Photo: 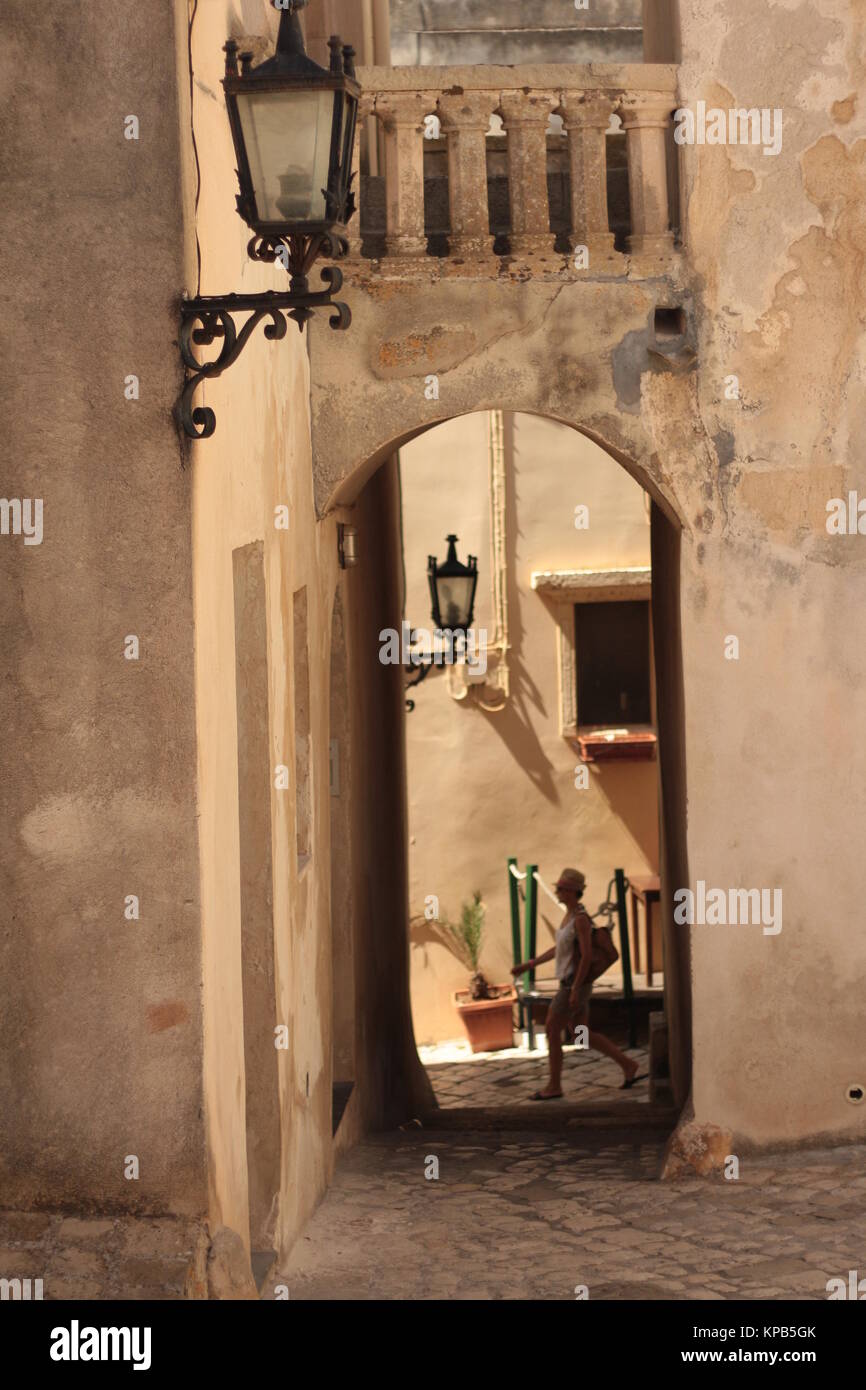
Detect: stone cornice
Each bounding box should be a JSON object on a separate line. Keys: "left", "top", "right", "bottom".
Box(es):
{"left": 357, "top": 63, "right": 679, "bottom": 97}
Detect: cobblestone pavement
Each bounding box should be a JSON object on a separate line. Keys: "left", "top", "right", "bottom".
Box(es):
{"left": 269, "top": 1130, "right": 866, "bottom": 1301}
{"left": 421, "top": 1038, "right": 652, "bottom": 1107}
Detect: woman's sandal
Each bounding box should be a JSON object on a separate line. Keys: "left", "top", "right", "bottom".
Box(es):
{"left": 619, "top": 1073, "right": 648, "bottom": 1090}
{"left": 530, "top": 1090, "right": 563, "bottom": 1101}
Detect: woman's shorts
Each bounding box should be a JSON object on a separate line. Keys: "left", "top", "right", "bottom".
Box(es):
{"left": 548, "top": 978, "right": 592, "bottom": 1026}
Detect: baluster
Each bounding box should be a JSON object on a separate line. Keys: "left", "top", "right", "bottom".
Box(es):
{"left": 559, "top": 94, "right": 618, "bottom": 264}
{"left": 437, "top": 92, "right": 498, "bottom": 264}
{"left": 374, "top": 92, "right": 430, "bottom": 259}
{"left": 497, "top": 91, "right": 557, "bottom": 259}
{"left": 618, "top": 95, "right": 675, "bottom": 259}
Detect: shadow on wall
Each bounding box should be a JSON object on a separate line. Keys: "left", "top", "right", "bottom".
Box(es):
{"left": 409, "top": 912, "right": 470, "bottom": 967}
{"left": 591, "top": 760, "right": 660, "bottom": 867}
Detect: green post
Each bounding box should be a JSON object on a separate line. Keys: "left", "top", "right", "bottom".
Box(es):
{"left": 507, "top": 857, "right": 521, "bottom": 968}
{"left": 524, "top": 864, "right": 538, "bottom": 989}
{"left": 614, "top": 868, "right": 637, "bottom": 1048}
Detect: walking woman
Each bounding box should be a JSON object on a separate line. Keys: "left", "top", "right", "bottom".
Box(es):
{"left": 511, "top": 868, "right": 642, "bottom": 1099}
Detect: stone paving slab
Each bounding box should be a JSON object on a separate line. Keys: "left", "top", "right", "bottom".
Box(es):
{"left": 421, "top": 1038, "right": 652, "bottom": 1108}
{"left": 268, "top": 1130, "right": 866, "bottom": 1301}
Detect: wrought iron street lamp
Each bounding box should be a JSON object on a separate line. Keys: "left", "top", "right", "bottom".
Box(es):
{"left": 179, "top": 0, "right": 360, "bottom": 439}
{"left": 406, "top": 536, "right": 479, "bottom": 709}
{"left": 428, "top": 535, "right": 478, "bottom": 634}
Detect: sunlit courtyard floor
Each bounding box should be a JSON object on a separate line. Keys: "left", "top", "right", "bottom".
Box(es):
{"left": 420, "top": 1036, "right": 652, "bottom": 1107}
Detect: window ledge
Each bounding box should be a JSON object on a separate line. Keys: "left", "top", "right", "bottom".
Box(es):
{"left": 571, "top": 726, "right": 657, "bottom": 762}
{"left": 532, "top": 568, "right": 651, "bottom": 603}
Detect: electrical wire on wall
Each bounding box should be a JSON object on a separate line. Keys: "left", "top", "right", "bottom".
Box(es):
{"left": 188, "top": 0, "right": 202, "bottom": 296}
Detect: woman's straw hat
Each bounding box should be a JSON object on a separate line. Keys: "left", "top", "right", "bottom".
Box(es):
{"left": 555, "top": 868, "right": 586, "bottom": 893}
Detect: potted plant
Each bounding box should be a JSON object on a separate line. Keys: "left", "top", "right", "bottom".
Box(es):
{"left": 440, "top": 892, "right": 516, "bottom": 1053}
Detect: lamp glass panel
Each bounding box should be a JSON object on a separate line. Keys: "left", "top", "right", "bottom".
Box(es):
{"left": 435, "top": 575, "right": 475, "bottom": 630}
{"left": 237, "top": 88, "right": 335, "bottom": 223}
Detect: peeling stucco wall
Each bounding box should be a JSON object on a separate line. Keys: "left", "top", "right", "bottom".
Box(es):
{"left": 311, "top": 1, "right": 866, "bottom": 1148}
{"left": 673, "top": 0, "right": 866, "bottom": 1144}
{"left": 312, "top": 274, "right": 691, "bottom": 522}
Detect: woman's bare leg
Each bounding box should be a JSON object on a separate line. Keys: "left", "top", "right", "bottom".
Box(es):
{"left": 586, "top": 1026, "right": 638, "bottom": 1080}
{"left": 536, "top": 1012, "right": 564, "bottom": 1096}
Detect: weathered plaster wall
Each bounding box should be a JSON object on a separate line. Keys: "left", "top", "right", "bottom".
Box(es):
{"left": 400, "top": 413, "right": 658, "bottom": 1044}
{"left": 672, "top": 0, "right": 866, "bottom": 1145}
{"left": 311, "top": 0, "right": 866, "bottom": 1148}
{"left": 0, "top": 0, "right": 205, "bottom": 1216}
{"left": 313, "top": 274, "right": 691, "bottom": 522}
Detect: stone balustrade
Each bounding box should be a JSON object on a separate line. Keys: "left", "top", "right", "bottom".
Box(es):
{"left": 347, "top": 63, "right": 680, "bottom": 275}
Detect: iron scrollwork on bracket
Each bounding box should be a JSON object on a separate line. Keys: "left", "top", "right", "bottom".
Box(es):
{"left": 178, "top": 231, "right": 351, "bottom": 441}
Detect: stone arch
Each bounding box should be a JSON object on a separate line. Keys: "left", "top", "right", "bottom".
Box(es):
{"left": 309, "top": 276, "right": 693, "bottom": 531}
{"left": 325, "top": 399, "right": 693, "bottom": 1113}
{"left": 325, "top": 406, "right": 686, "bottom": 531}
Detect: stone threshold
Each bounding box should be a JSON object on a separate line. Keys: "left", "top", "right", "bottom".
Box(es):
{"left": 416, "top": 1102, "right": 677, "bottom": 1131}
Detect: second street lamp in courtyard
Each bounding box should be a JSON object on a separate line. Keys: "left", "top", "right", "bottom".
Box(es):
{"left": 428, "top": 535, "right": 479, "bottom": 635}
{"left": 179, "top": 0, "right": 360, "bottom": 439}
{"left": 406, "top": 536, "right": 479, "bottom": 709}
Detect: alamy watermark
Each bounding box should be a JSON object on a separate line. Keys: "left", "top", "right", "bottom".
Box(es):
{"left": 826, "top": 492, "right": 866, "bottom": 535}
{"left": 50, "top": 1321, "right": 151, "bottom": 1370}
{"left": 1, "top": 1277, "right": 43, "bottom": 1300}
{"left": 827, "top": 1270, "right": 866, "bottom": 1299}
{"left": 379, "top": 622, "right": 488, "bottom": 676}
{"left": 674, "top": 102, "right": 783, "bottom": 157}
{"left": 674, "top": 880, "right": 783, "bottom": 935}
{"left": 0, "top": 498, "right": 43, "bottom": 545}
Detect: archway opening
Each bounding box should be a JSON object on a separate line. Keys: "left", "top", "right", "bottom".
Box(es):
{"left": 334, "top": 409, "right": 691, "bottom": 1129}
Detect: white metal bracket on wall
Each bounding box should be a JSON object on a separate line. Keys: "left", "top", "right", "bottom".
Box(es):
{"left": 447, "top": 410, "right": 511, "bottom": 711}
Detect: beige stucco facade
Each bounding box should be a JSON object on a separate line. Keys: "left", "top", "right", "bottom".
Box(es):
{"left": 1, "top": 0, "right": 865, "bottom": 1301}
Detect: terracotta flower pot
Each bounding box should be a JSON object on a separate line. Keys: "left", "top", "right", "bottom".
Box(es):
{"left": 453, "top": 985, "right": 517, "bottom": 1053}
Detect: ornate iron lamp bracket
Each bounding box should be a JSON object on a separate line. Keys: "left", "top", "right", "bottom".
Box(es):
{"left": 178, "top": 236, "right": 350, "bottom": 440}
{"left": 177, "top": 0, "right": 359, "bottom": 441}
{"left": 405, "top": 654, "right": 435, "bottom": 713}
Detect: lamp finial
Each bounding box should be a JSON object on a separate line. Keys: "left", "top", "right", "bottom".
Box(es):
{"left": 274, "top": 0, "right": 309, "bottom": 56}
